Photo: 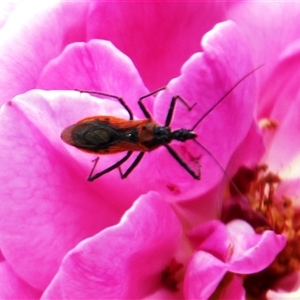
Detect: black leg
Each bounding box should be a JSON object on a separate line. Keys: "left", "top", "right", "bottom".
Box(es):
{"left": 164, "top": 145, "right": 200, "bottom": 180}
{"left": 88, "top": 151, "right": 133, "bottom": 181}
{"left": 76, "top": 89, "right": 133, "bottom": 120}
{"left": 165, "top": 95, "right": 196, "bottom": 127}
{"left": 118, "top": 152, "right": 145, "bottom": 178}
{"left": 138, "top": 87, "right": 166, "bottom": 119}
{"left": 88, "top": 157, "right": 100, "bottom": 180}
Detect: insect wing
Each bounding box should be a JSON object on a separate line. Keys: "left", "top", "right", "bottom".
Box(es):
{"left": 61, "top": 116, "right": 150, "bottom": 154}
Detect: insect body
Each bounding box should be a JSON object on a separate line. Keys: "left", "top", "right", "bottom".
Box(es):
{"left": 61, "top": 88, "right": 199, "bottom": 181}
{"left": 61, "top": 66, "right": 262, "bottom": 182}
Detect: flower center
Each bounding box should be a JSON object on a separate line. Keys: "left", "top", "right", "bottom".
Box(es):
{"left": 229, "top": 165, "right": 300, "bottom": 297}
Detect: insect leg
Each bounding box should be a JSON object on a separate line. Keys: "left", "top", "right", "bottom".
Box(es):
{"left": 164, "top": 145, "right": 200, "bottom": 180}
{"left": 88, "top": 151, "right": 133, "bottom": 181}
{"left": 118, "top": 152, "right": 145, "bottom": 178}
{"left": 89, "top": 157, "right": 100, "bottom": 179}
{"left": 138, "top": 87, "right": 166, "bottom": 118}
{"left": 76, "top": 89, "right": 133, "bottom": 120}
{"left": 165, "top": 95, "right": 196, "bottom": 127}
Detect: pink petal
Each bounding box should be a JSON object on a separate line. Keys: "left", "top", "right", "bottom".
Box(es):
{"left": 185, "top": 219, "right": 286, "bottom": 298}
{"left": 184, "top": 251, "right": 227, "bottom": 299}
{"left": 227, "top": 120, "right": 265, "bottom": 179}
{"left": 42, "top": 192, "right": 183, "bottom": 299}
{"left": 0, "top": 90, "right": 148, "bottom": 290}
{"left": 228, "top": 2, "right": 300, "bottom": 92}
{"left": 150, "top": 20, "right": 256, "bottom": 198}
{"left": 0, "top": 1, "right": 90, "bottom": 105}
{"left": 0, "top": 261, "right": 41, "bottom": 299}
{"left": 258, "top": 39, "right": 300, "bottom": 121}
{"left": 38, "top": 39, "right": 150, "bottom": 119}
{"left": 38, "top": 40, "right": 163, "bottom": 193}
{"left": 262, "top": 89, "right": 300, "bottom": 178}
{"left": 227, "top": 220, "right": 287, "bottom": 274}
{"left": 188, "top": 219, "right": 286, "bottom": 275}
{"left": 188, "top": 220, "right": 231, "bottom": 262}
{"left": 87, "top": 2, "right": 226, "bottom": 90}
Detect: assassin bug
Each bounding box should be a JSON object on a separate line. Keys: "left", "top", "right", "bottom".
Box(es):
{"left": 61, "top": 66, "right": 262, "bottom": 182}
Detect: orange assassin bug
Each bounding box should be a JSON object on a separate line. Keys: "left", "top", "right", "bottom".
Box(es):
{"left": 61, "top": 66, "right": 262, "bottom": 182}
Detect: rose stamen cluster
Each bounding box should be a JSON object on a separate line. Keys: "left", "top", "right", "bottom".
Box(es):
{"left": 231, "top": 165, "right": 300, "bottom": 297}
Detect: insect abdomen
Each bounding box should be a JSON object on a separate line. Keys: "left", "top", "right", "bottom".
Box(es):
{"left": 61, "top": 119, "right": 145, "bottom": 154}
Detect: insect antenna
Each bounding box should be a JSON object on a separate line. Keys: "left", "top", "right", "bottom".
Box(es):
{"left": 193, "top": 139, "right": 248, "bottom": 201}
{"left": 191, "top": 64, "right": 265, "bottom": 131}
{"left": 191, "top": 64, "right": 265, "bottom": 201}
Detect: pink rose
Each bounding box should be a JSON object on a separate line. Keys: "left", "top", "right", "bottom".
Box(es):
{"left": 0, "top": 1, "right": 299, "bottom": 299}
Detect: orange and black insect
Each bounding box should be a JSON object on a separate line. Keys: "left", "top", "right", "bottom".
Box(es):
{"left": 61, "top": 87, "right": 200, "bottom": 181}
{"left": 61, "top": 66, "right": 262, "bottom": 182}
